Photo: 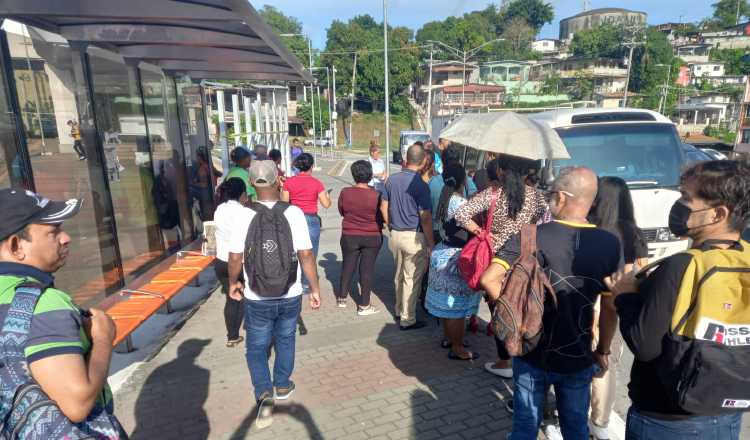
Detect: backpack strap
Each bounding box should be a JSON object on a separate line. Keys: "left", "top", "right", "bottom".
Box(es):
{"left": 519, "top": 224, "right": 537, "bottom": 260}
{"left": 1, "top": 282, "right": 45, "bottom": 355}
{"left": 271, "top": 201, "right": 291, "bottom": 216}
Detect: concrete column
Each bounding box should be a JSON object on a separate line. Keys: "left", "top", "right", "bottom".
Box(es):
{"left": 231, "top": 93, "right": 240, "bottom": 146}
{"left": 243, "top": 96, "right": 253, "bottom": 146}
{"left": 216, "top": 90, "right": 229, "bottom": 172}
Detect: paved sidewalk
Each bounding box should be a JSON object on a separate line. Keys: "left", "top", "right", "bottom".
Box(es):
{"left": 113, "top": 155, "right": 515, "bottom": 440}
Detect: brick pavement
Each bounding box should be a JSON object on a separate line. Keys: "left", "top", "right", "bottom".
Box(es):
{"left": 112, "top": 156, "right": 517, "bottom": 440}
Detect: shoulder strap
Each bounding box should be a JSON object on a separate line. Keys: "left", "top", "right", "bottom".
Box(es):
{"left": 249, "top": 202, "right": 270, "bottom": 214}
{"left": 1, "top": 282, "right": 45, "bottom": 350}
{"left": 519, "top": 224, "right": 537, "bottom": 259}
{"left": 485, "top": 189, "right": 498, "bottom": 234}
{"left": 271, "top": 201, "right": 291, "bottom": 215}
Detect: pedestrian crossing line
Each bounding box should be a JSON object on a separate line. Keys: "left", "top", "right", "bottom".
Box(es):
{"left": 327, "top": 159, "right": 349, "bottom": 177}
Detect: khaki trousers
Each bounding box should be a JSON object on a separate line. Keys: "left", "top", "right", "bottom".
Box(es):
{"left": 388, "top": 230, "right": 429, "bottom": 327}
{"left": 590, "top": 297, "right": 624, "bottom": 428}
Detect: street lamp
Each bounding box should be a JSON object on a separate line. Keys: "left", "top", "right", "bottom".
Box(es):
{"left": 655, "top": 63, "right": 673, "bottom": 115}
{"left": 426, "top": 38, "right": 505, "bottom": 113}
{"left": 280, "top": 33, "right": 317, "bottom": 155}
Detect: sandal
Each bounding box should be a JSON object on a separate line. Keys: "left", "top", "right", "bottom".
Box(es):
{"left": 440, "top": 339, "right": 471, "bottom": 349}
{"left": 226, "top": 336, "right": 244, "bottom": 347}
{"left": 448, "top": 350, "right": 480, "bottom": 361}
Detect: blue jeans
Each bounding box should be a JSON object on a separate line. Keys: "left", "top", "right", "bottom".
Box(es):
{"left": 302, "top": 214, "right": 321, "bottom": 287}
{"left": 626, "top": 407, "right": 741, "bottom": 440}
{"left": 510, "top": 358, "right": 595, "bottom": 440}
{"left": 244, "top": 296, "right": 302, "bottom": 400}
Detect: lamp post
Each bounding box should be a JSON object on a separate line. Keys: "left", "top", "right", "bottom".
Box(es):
{"left": 426, "top": 38, "right": 505, "bottom": 113}
{"left": 655, "top": 63, "right": 673, "bottom": 115}
{"left": 383, "top": 0, "right": 391, "bottom": 175}
{"left": 426, "top": 44, "right": 434, "bottom": 136}
{"left": 280, "top": 33, "right": 316, "bottom": 157}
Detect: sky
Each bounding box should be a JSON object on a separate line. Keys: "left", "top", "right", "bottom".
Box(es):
{"left": 257, "top": 0, "right": 714, "bottom": 49}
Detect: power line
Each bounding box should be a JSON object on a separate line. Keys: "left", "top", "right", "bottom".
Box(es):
{"left": 292, "top": 44, "right": 432, "bottom": 56}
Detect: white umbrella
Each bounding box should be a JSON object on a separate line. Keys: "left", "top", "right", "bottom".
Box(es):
{"left": 439, "top": 112, "right": 570, "bottom": 160}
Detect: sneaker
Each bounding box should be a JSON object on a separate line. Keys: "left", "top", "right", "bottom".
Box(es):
{"left": 588, "top": 420, "right": 610, "bottom": 440}
{"left": 505, "top": 399, "right": 514, "bottom": 415}
{"left": 254, "top": 392, "right": 274, "bottom": 429}
{"left": 336, "top": 299, "right": 347, "bottom": 308}
{"left": 78, "top": 156, "right": 86, "bottom": 161}
{"left": 274, "top": 382, "right": 295, "bottom": 400}
{"left": 543, "top": 423, "right": 563, "bottom": 440}
{"left": 484, "top": 361, "right": 513, "bottom": 379}
{"left": 357, "top": 306, "right": 380, "bottom": 316}
{"left": 399, "top": 322, "right": 426, "bottom": 331}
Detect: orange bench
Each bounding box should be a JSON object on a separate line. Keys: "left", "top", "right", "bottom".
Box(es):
{"left": 98, "top": 251, "right": 215, "bottom": 352}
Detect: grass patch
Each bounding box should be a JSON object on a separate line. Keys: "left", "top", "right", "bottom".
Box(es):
{"left": 336, "top": 111, "right": 415, "bottom": 153}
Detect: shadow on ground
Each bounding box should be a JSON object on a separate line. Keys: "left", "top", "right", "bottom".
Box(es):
{"left": 130, "top": 339, "right": 212, "bottom": 439}
{"left": 229, "top": 403, "right": 323, "bottom": 440}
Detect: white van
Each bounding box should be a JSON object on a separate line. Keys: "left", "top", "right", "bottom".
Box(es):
{"left": 529, "top": 108, "right": 689, "bottom": 261}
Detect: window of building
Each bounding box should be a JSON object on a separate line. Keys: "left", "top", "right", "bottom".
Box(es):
{"left": 0, "top": 31, "right": 31, "bottom": 189}
{"left": 714, "top": 65, "right": 721, "bottom": 71}
{"left": 5, "top": 21, "right": 121, "bottom": 305}
{"left": 743, "top": 129, "right": 750, "bottom": 144}
{"left": 289, "top": 85, "right": 297, "bottom": 101}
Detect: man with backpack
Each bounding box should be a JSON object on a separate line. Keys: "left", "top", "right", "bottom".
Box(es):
{"left": 227, "top": 160, "right": 321, "bottom": 429}
{"left": 0, "top": 189, "right": 126, "bottom": 438}
{"left": 480, "top": 167, "right": 621, "bottom": 440}
{"left": 606, "top": 160, "right": 750, "bottom": 439}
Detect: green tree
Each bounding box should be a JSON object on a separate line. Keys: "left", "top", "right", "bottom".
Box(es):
{"left": 297, "top": 96, "right": 330, "bottom": 136}
{"left": 539, "top": 74, "right": 562, "bottom": 95}
{"left": 629, "top": 28, "right": 678, "bottom": 112}
{"left": 710, "top": 0, "right": 750, "bottom": 28}
{"left": 322, "top": 15, "right": 420, "bottom": 112}
{"left": 501, "top": 17, "right": 536, "bottom": 58}
{"left": 571, "top": 73, "right": 594, "bottom": 100}
{"left": 258, "top": 6, "right": 309, "bottom": 67}
{"left": 569, "top": 24, "right": 626, "bottom": 58}
{"left": 502, "top": 0, "right": 554, "bottom": 32}
{"left": 710, "top": 48, "right": 750, "bottom": 74}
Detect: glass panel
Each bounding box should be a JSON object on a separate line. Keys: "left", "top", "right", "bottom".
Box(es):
{"left": 139, "top": 67, "right": 185, "bottom": 252}
{"left": 87, "top": 47, "right": 165, "bottom": 282}
{"left": 0, "top": 31, "right": 31, "bottom": 189}
{"left": 4, "top": 21, "right": 120, "bottom": 305}
{"left": 176, "top": 78, "right": 215, "bottom": 224}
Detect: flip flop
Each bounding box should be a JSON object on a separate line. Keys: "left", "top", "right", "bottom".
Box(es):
{"left": 440, "top": 339, "right": 471, "bottom": 349}
{"left": 448, "top": 350, "right": 480, "bottom": 361}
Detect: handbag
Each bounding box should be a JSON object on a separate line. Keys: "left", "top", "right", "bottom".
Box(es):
{"left": 0, "top": 283, "right": 128, "bottom": 440}
{"left": 458, "top": 189, "right": 498, "bottom": 290}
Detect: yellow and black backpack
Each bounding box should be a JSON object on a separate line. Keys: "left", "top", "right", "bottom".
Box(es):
{"left": 658, "top": 239, "right": 750, "bottom": 415}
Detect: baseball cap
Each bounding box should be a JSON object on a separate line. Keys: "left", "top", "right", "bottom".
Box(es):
{"left": 0, "top": 189, "right": 83, "bottom": 241}
{"left": 248, "top": 160, "right": 277, "bottom": 187}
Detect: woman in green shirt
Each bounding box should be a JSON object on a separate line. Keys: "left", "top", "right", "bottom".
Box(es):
{"left": 225, "top": 146, "right": 257, "bottom": 202}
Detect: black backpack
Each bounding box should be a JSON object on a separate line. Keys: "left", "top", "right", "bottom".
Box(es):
{"left": 244, "top": 202, "right": 298, "bottom": 297}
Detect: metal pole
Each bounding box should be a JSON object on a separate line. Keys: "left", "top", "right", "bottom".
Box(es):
{"left": 461, "top": 51, "right": 466, "bottom": 113}
{"left": 272, "top": 90, "right": 278, "bottom": 150}
{"left": 326, "top": 67, "right": 333, "bottom": 150}
{"left": 383, "top": 0, "right": 391, "bottom": 176}
{"left": 426, "top": 45, "right": 434, "bottom": 136}
{"left": 350, "top": 52, "right": 358, "bottom": 148}
{"left": 317, "top": 85, "right": 324, "bottom": 156}
{"left": 254, "top": 91, "right": 261, "bottom": 146}
{"left": 243, "top": 96, "right": 252, "bottom": 146}
{"left": 622, "top": 45, "right": 635, "bottom": 108}
{"left": 231, "top": 93, "right": 240, "bottom": 146}
{"left": 332, "top": 66, "right": 338, "bottom": 148}
{"left": 216, "top": 89, "right": 229, "bottom": 172}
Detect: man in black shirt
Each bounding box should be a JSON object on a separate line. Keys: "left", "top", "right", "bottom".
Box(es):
{"left": 482, "top": 167, "right": 621, "bottom": 440}
{"left": 607, "top": 160, "right": 750, "bottom": 439}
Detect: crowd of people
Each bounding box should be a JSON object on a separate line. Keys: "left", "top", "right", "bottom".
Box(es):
{"left": 0, "top": 133, "right": 749, "bottom": 439}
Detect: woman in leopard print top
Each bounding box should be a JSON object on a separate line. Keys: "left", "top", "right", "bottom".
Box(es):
{"left": 454, "top": 156, "right": 547, "bottom": 252}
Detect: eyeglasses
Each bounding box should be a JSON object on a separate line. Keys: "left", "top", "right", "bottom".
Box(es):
{"left": 543, "top": 189, "right": 575, "bottom": 201}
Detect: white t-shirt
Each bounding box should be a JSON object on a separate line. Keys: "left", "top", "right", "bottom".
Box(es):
{"left": 369, "top": 156, "right": 385, "bottom": 187}
{"left": 228, "top": 201, "right": 312, "bottom": 300}
{"left": 214, "top": 200, "right": 252, "bottom": 262}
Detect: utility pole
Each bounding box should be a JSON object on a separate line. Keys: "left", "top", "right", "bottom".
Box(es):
{"left": 332, "top": 66, "right": 337, "bottom": 147}
{"left": 426, "top": 44, "right": 434, "bottom": 136}
{"left": 317, "top": 85, "right": 324, "bottom": 155}
{"left": 326, "top": 67, "right": 333, "bottom": 148}
{"left": 383, "top": 0, "right": 391, "bottom": 176}
{"left": 656, "top": 63, "right": 672, "bottom": 115}
{"left": 621, "top": 25, "right": 644, "bottom": 108}
{"left": 461, "top": 51, "right": 467, "bottom": 113}
{"left": 350, "top": 52, "right": 358, "bottom": 148}
{"left": 738, "top": 0, "right": 742, "bottom": 25}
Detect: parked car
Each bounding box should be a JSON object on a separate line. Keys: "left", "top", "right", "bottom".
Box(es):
{"left": 683, "top": 144, "right": 713, "bottom": 165}
{"left": 699, "top": 147, "right": 728, "bottom": 160}
{"left": 395, "top": 130, "right": 430, "bottom": 163}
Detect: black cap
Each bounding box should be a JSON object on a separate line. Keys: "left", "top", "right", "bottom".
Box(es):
{"left": 0, "top": 189, "right": 83, "bottom": 241}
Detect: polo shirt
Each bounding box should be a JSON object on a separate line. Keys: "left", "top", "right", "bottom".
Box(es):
{"left": 0, "top": 263, "right": 112, "bottom": 406}
{"left": 383, "top": 169, "right": 432, "bottom": 231}
{"left": 493, "top": 221, "right": 621, "bottom": 373}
